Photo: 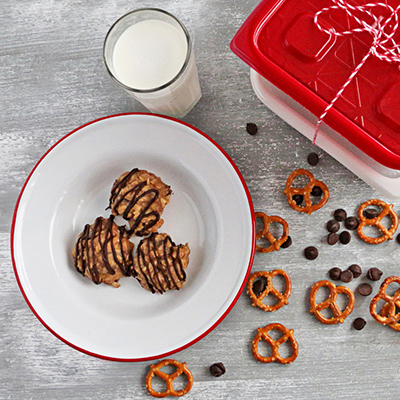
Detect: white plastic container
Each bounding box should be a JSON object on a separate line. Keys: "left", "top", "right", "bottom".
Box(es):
{"left": 103, "top": 8, "right": 201, "bottom": 118}
{"left": 250, "top": 69, "right": 400, "bottom": 199}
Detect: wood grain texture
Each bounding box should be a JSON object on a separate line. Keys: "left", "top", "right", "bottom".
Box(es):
{"left": 2, "top": 0, "right": 400, "bottom": 399}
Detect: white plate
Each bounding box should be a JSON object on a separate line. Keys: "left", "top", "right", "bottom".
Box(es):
{"left": 11, "top": 113, "right": 255, "bottom": 361}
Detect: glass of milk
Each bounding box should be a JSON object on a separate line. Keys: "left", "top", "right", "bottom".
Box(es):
{"left": 103, "top": 8, "right": 202, "bottom": 118}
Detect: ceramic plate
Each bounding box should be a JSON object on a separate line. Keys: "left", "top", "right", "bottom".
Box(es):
{"left": 11, "top": 113, "right": 255, "bottom": 361}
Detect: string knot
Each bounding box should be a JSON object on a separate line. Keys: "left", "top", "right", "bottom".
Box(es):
{"left": 313, "top": 0, "right": 400, "bottom": 144}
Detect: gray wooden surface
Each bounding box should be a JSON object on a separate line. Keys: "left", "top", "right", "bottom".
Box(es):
{"left": 1, "top": 1, "right": 400, "bottom": 399}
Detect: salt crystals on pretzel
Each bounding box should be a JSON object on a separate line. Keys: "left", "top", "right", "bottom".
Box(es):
{"left": 255, "top": 211, "right": 289, "bottom": 253}
{"left": 247, "top": 269, "right": 291, "bottom": 312}
{"left": 146, "top": 359, "right": 193, "bottom": 398}
{"left": 357, "top": 199, "right": 399, "bottom": 244}
{"left": 310, "top": 280, "right": 355, "bottom": 324}
{"left": 370, "top": 276, "right": 400, "bottom": 330}
{"left": 252, "top": 323, "right": 299, "bottom": 364}
{"left": 284, "top": 169, "right": 329, "bottom": 215}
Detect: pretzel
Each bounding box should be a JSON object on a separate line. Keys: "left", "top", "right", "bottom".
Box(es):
{"left": 252, "top": 323, "right": 298, "bottom": 364}
{"left": 370, "top": 276, "right": 400, "bottom": 328}
{"left": 146, "top": 359, "right": 193, "bottom": 398}
{"left": 255, "top": 212, "right": 289, "bottom": 253}
{"left": 357, "top": 199, "right": 399, "bottom": 244}
{"left": 380, "top": 289, "right": 400, "bottom": 331}
{"left": 247, "top": 269, "right": 291, "bottom": 311}
{"left": 309, "top": 280, "right": 355, "bottom": 324}
{"left": 283, "top": 169, "right": 329, "bottom": 215}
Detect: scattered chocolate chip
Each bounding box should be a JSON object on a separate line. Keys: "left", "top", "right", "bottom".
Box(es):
{"left": 358, "top": 283, "right": 373, "bottom": 296}
{"left": 363, "top": 208, "right": 380, "bottom": 219}
{"left": 397, "top": 233, "right": 400, "bottom": 244}
{"left": 326, "top": 219, "right": 340, "bottom": 233}
{"left": 334, "top": 209, "right": 347, "bottom": 221}
{"left": 307, "top": 152, "right": 319, "bottom": 166}
{"left": 252, "top": 279, "right": 267, "bottom": 296}
{"left": 246, "top": 123, "right": 258, "bottom": 135}
{"left": 292, "top": 194, "right": 304, "bottom": 205}
{"left": 353, "top": 317, "right": 366, "bottom": 331}
{"left": 339, "top": 231, "right": 351, "bottom": 244}
{"left": 367, "top": 267, "right": 383, "bottom": 281}
{"left": 329, "top": 267, "right": 342, "bottom": 281}
{"left": 327, "top": 232, "right": 339, "bottom": 245}
{"left": 340, "top": 269, "right": 354, "bottom": 283}
{"left": 304, "top": 246, "right": 318, "bottom": 260}
{"left": 281, "top": 235, "right": 292, "bottom": 249}
{"left": 348, "top": 264, "right": 362, "bottom": 278}
{"left": 311, "top": 186, "right": 322, "bottom": 196}
{"left": 345, "top": 216, "right": 359, "bottom": 230}
{"left": 210, "top": 362, "right": 226, "bottom": 377}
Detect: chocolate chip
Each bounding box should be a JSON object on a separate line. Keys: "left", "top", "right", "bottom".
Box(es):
{"left": 334, "top": 209, "right": 347, "bottom": 221}
{"left": 353, "top": 317, "right": 366, "bottom": 331}
{"left": 210, "top": 362, "right": 226, "bottom": 377}
{"left": 327, "top": 232, "right": 339, "bottom": 245}
{"left": 304, "top": 246, "right": 318, "bottom": 260}
{"left": 252, "top": 279, "right": 266, "bottom": 296}
{"left": 367, "top": 267, "right": 383, "bottom": 281}
{"left": 246, "top": 123, "right": 258, "bottom": 135}
{"left": 292, "top": 194, "right": 304, "bottom": 205}
{"left": 363, "top": 208, "right": 380, "bottom": 219}
{"left": 307, "top": 152, "right": 319, "bottom": 166}
{"left": 329, "top": 267, "right": 342, "bottom": 281}
{"left": 345, "top": 216, "right": 359, "bottom": 230}
{"left": 311, "top": 186, "right": 322, "bottom": 196}
{"left": 340, "top": 269, "right": 353, "bottom": 283}
{"left": 326, "top": 219, "right": 340, "bottom": 233}
{"left": 397, "top": 233, "right": 400, "bottom": 244}
{"left": 348, "top": 264, "right": 362, "bottom": 278}
{"left": 339, "top": 231, "right": 351, "bottom": 244}
{"left": 358, "top": 283, "right": 373, "bottom": 296}
{"left": 281, "top": 236, "right": 292, "bottom": 249}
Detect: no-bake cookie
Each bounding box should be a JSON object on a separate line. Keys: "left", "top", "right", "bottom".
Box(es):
{"left": 72, "top": 216, "right": 134, "bottom": 287}
{"left": 132, "top": 232, "right": 190, "bottom": 294}
{"left": 109, "top": 168, "right": 172, "bottom": 236}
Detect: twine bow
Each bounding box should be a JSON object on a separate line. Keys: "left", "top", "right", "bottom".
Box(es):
{"left": 313, "top": 0, "right": 400, "bottom": 144}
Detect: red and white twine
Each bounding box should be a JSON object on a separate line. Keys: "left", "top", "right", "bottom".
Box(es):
{"left": 313, "top": 0, "right": 400, "bottom": 144}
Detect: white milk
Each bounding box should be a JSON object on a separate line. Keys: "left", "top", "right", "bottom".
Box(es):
{"left": 105, "top": 12, "right": 202, "bottom": 118}
{"left": 112, "top": 19, "right": 187, "bottom": 90}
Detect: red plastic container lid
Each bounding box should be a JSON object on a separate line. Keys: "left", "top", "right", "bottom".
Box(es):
{"left": 231, "top": 0, "right": 400, "bottom": 170}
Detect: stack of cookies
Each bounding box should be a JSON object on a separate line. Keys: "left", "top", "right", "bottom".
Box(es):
{"left": 72, "top": 168, "right": 190, "bottom": 293}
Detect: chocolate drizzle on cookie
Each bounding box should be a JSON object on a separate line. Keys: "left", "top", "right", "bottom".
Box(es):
{"left": 109, "top": 168, "right": 171, "bottom": 236}
{"left": 133, "top": 233, "right": 189, "bottom": 294}
{"left": 73, "top": 216, "right": 134, "bottom": 286}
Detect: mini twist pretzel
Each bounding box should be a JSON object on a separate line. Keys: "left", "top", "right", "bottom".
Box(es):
{"left": 247, "top": 269, "right": 291, "bottom": 311}
{"left": 370, "top": 276, "right": 400, "bottom": 327}
{"left": 357, "top": 199, "right": 399, "bottom": 244}
{"left": 252, "top": 323, "right": 299, "bottom": 364}
{"left": 309, "top": 280, "right": 355, "bottom": 324}
{"left": 146, "top": 359, "right": 193, "bottom": 398}
{"left": 283, "top": 169, "right": 329, "bottom": 215}
{"left": 381, "top": 289, "right": 400, "bottom": 331}
{"left": 255, "top": 212, "right": 289, "bottom": 253}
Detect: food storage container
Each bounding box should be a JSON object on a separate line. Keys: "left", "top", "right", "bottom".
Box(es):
{"left": 231, "top": 0, "right": 400, "bottom": 198}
